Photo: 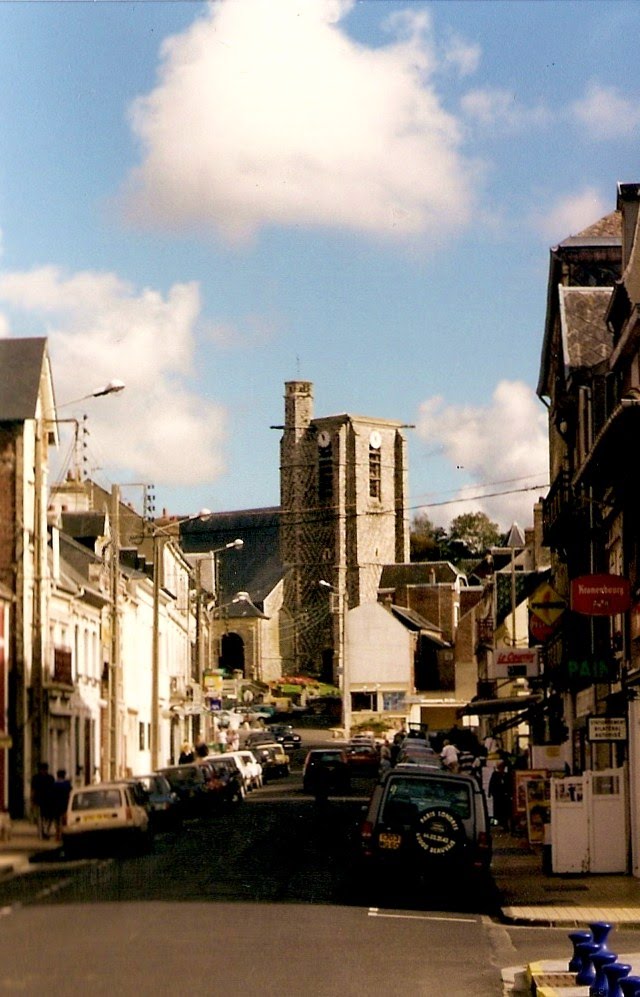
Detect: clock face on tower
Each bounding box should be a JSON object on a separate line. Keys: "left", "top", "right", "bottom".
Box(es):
{"left": 317, "top": 430, "right": 331, "bottom": 448}
{"left": 369, "top": 430, "right": 382, "bottom": 449}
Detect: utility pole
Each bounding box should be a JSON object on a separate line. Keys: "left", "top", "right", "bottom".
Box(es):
{"left": 108, "top": 484, "right": 120, "bottom": 779}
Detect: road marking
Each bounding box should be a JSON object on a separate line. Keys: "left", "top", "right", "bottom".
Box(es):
{"left": 368, "top": 908, "right": 476, "bottom": 923}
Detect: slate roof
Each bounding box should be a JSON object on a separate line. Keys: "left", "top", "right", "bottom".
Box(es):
{"left": 559, "top": 287, "right": 614, "bottom": 373}
{"left": 389, "top": 604, "right": 450, "bottom": 645}
{"left": 557, "top": 210, "right": 622, "bottom": 246}
{"left": 60, "top": 512, "right": 109, "bottom": 550}
{"left": 181, "top": 507, "right": 284, "bottom": 607}
{"left": 0, "top": 337, "right": 51, "bottom": 420}
{"left": 379, "top": 561, "right": 467, "bottom": 590}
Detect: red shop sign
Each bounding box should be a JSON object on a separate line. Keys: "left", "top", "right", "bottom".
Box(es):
{"left": 570, "top": 573, "right": 631, "bottom": 616}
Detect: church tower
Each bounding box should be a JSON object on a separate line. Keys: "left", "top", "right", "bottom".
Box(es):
{"left": 279, "top": 380, "right": 409, "bottom": 681}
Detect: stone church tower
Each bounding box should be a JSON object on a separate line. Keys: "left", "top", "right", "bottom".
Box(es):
{"left": 279, "top": 380, "right": 410, "bottom": 681}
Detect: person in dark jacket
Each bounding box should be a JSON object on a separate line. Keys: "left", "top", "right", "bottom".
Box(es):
{"left": 488, "top": 760, "right": 512, "bottom": 830}
{"left": 52, "top": 769, "right": 72, "bottom": 839}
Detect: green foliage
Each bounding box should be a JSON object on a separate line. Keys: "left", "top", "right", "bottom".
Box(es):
{"left": 448, "top": 511, "right": 501, "bottom": 556}
{"left": 410, "top": 510, "right": 501, "bottom": 563}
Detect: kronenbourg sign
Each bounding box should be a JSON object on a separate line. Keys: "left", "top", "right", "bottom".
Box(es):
{"left": 490, "top": 647, "right": 540, "bottom": 679}
{"left": 570, "top": 574, "right": 631, "bottom": 616}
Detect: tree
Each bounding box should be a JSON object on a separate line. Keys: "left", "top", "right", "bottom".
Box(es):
{"left": 410, "top": 512, "right": 447, "bottom": 562}
{"left": 447, "top": 511, "right": 501, "bottom": 557}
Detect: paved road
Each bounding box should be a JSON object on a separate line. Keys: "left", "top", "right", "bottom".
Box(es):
{"left": 1, "top": 746, "right": 639, "bottom": 994}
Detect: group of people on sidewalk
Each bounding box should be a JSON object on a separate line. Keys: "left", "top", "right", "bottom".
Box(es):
{"left": 30, "top": 763, "right": 72, "bottom": 840}
{"left": 435, "top": 728, "right": 521, "bottom": 832}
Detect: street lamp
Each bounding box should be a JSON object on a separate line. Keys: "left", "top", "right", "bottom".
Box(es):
{"left": 56, "top": 379, "right": 126, "bottom": 410}
{"left": 319, "top": 579, "right": 351, "bottom": 741}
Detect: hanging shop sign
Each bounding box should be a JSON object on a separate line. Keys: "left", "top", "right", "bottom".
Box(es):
{"left": 529, "top": 582, "right": 566, "bottom": 627}
{"left": 570, "top": 574, "right": 630, "bottom": 616}
{"left": 566, "top": 658, "right": 618, "bottom": 683}
{"left": 587, "top": 716, "right": 627, "bottom": 742}
{"left": 491, "top": 646, "right": 539, "bottom": 679}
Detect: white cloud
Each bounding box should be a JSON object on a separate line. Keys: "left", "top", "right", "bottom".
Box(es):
{"left": 529, "top": 186, "right": 609, "bottom": 243}
{"left": 416, "top": 380, "right": 549, "bottom": 531}
{"left": 0, "top": 266, "right": 227, "bottom": 487}
{"left": 441, "top": 34, "right": 481, "bottom": 78}
{"left": 571, "top": 82, "right": 640, "bottom": 140}
{"left": 121, "top": 0, "right": 480, "bottom": 244}
{"left": 461, "top": 87, "right": 550, "bottom": 131}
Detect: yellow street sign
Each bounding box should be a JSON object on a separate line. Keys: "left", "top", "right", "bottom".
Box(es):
{"left": 529, "top": 582, "right": 566, "bottom": 627}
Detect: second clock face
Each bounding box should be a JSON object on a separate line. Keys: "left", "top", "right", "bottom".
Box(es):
{"left": 317, "top": 430, "right": 331, "bottom": 448}
{"left": 369, "top": 430, "right": 382, "bottom": 449}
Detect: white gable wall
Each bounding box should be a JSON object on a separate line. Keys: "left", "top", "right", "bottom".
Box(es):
{"left": 347, "top": 603, "right": 413, "bottom": 687}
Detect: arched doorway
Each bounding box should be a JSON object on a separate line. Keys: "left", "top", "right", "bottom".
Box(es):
{"left": 220, "top": 632, "right": 245, "bottom": 676}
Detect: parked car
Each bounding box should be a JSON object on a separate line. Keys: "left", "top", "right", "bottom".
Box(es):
{"left": 395, "top": 742, "right": 441, "bottom": 768}
{"left": 357, "top": 767, "right": 492, "bottom": 888}
{"left": 253, "top": 742, "right": 290, "bottom": 781}
{"left": 157, "top": 763, "right": 214, "bottom": 817}
{"left": 62, "top": 781, "right": 152, "bottom": 857}
{"left": 132, "top": 773, "right": 182, "bottom": 831}
{"left": 302, "top": 748, "right": 350, "bottom": 794}
{"left": 225, "top": 750, "right": 263, "bottom": 790}
{"left": 266, "top": 724, "right": 302, "bottom": 750}
{"left": 245, "top": 730, "right": 280, "bottom": 749}
{"left": 205, "top": 756, "right": 246, "bottom": 803}
{"left": 345, "top": 742, "right": 380, "bottom": 776}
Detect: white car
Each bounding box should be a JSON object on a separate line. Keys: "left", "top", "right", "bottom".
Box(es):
{"left": 62, "top": 781, "right": 151, "bottom": 857}
{"left": 225, "top": 750, "right": 263, "bottom": 790}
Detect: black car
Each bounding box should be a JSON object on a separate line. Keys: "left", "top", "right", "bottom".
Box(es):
{"left": 266, "top": 724, "right": 302, "bottom": 750}
{"left": 357, "top": 767, "right": 492, "bottom": 887}
{"left": 302, "top": 749, "right": 350, "bottom": 794}
{"left": 131, "top": 774, "right": 182, "bottom": 831}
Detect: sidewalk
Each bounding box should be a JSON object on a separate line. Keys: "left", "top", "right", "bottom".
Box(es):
{"left": 492, "top": 827, "right": 640, "bottom": 927}
{"left": 0, "top": 819, "right": 61, "bottom": 879}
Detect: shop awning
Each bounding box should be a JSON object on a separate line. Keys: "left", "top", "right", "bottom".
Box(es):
{"left": 460, "top": 694, "right": 543, "bottom": 717}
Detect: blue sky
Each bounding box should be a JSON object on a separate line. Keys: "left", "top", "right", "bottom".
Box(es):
{"left": 1, "top": 0, "right": 639, "bottom": 532}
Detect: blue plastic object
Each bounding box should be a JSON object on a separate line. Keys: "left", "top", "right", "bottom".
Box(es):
{"left": 576, "top": 942, "right": 601, "bottom": 986}
{"left": 569, "top": 929, "right": 594, "bottom": 972}
{"left": 590, "top": 950, "right": 617, "bottom": 995}
{"left": 603, "top": 962, "right": 631, "bottom": 997}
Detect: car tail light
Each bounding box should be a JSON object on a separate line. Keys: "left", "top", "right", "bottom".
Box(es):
{"left": 360, "top": 819, "right": 374, "bottom": 857}
{"left": 125, "top": 806, "right": 132, "bottom": 821}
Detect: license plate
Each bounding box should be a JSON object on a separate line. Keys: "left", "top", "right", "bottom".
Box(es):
{"left": 81, "top": 813, "right": 113, "bottom": 823}
{"left": 379, "top": 832, "right": 402, "bottom": 849}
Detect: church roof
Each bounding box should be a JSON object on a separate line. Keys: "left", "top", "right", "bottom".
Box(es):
{"left": 181, "top": 507, "right": 284, "bottom": 606}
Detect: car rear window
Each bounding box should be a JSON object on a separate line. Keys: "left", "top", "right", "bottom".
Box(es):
{"left": 311, "top": 752, "right": 344, "bottom": 763}
{"left": 72, "top": 789, "right": 123, "bottom": 811}
{"left": 383, "top": 776, "right": 471, "bottom": 820}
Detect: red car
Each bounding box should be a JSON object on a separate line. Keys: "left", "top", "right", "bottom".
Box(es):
{"left": 345, "top": 743, "right": 380, "bottom": 775}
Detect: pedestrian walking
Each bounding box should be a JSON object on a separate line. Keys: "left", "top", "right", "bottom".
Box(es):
{"left": 30, "top": 762, "right": 55, "bottom": 839}
{"left": 178, "top": 742, "right": 194, "bottom": 764}
{"left": 52, "top": 769, "right": 72, "bottom": 839}
{"left": 488, "top": 760, "right": 512, "bottom": 830}
{"left": 195, "top": 737, "right": 209, "bottom": 759}
{"left": 440, "top": 739, "right": 460, "bottom": 773}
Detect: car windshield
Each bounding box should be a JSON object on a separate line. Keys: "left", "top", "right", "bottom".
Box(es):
{"left": 162, "top": 768, "right": 203, "bottom": 785}
{"left": 382, "top": 776, "right": 471, "bottom": 821}
{"left": 311, "top": 752, "right": 343, "bottom": 764}
{"left": 72, "top": 789, "right": 123, "bottom": 811}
